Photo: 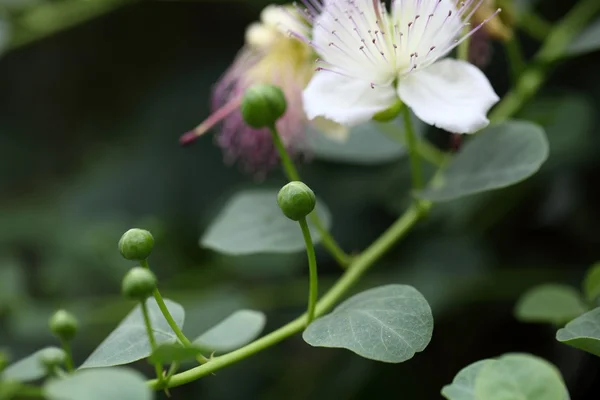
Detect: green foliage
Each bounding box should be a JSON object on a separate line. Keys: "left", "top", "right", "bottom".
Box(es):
{"left": 43, "top": 367, "right": 153, "bottom": 400}
{"left": 148, "top": 343, "right": 204, "bottom": 365}
{"left": 583, "top": 262, "right": 600, "bottom": 303}
{"left": 200, "top": 190, "right": 331, "bottom": 255}
{"left": 418, "top": 121, "right": 549, "bottom": 201}
{"left": 443, "top": 354, "right": 569, "bottom": 400}
{"left": 79, "top": 299, "right": 184, "bottom": 369}
{"left": 515, "top": 284, "right": 587, "bottom": 325}
{"left": 193, "top": 310, "right": 266, "bottom": 354}
{"left": 474, "top": 354, "right": 568, "bottom": 400}
{"left": 566, "top": 17, "right": 600, "bottom": 56}
{"left": 3, "top": 347, "right": 54, "bottom": 382}
{"left": 441, "top": 359, "right": 493, "bottom": 400}
{"left": 302, "top": 285, "right": 433, "bottom": 363}
{"left": 556, "top": 307, "right": 600, "bottom": 357}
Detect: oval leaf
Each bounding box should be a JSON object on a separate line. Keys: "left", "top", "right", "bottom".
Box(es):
{"left": 193, "top": 310, "right": 266, "bottom": 353}
{"left": 417, "top": 120, "right": 548, "bottom": 202}
{"left": 441, "top": 359, "right": 493, "bottom": 400}
{"left": 302, "top": 284, "right": 433, "bottom": 363}
{"left": 556, "top": 307, "right": 600, "bottom": 357}
{"left": 79, "top": 298, "right": 184, "bottom": 369}
{"left": 3, "top": 347, "right": 55, "bottom": 382}
{"left": 566, "top": 17, "right": 600, "bottom": 57}
{"left": 201, "top": 190, "right": 332, "bottom": 255}
{"left": 308, "top": 117, "right": 422, "bottom": 165}
{"left": 148, "top": 343, "right": 204, "bottom": 365}
{"left": 515, "top": 284, "right": 587, "bottom": 325}
{"left": 474, "top": 353, "right": 568, "bottom": 400}
{"left": 44, "top": 367, "right": 153, "bottom": 400}
{"left": 583, "top": 263, "right": 600, "bottom": 303}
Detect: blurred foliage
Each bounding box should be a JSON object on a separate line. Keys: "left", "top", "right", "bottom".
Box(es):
{"left": 0, "top": 0, "right": 600, "bottom": 399}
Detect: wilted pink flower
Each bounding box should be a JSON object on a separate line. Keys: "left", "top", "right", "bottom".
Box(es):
{"left": 180, "top": 5, "right": 342, "bottom": 176}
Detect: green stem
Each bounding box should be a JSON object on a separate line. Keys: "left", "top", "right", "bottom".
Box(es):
{"left": 457, "top": 28, "right": 471, "bottom": 61}
{"left": 60, "top": 339, "right": 74, "bottom": 372}
{"left": 299, "top": 218, "right": 318, "bottom": 325}
{"left": 491, "top": 0, "right": 600, "bottom": 123}
{"left": 518, "top": 10, "right": 553, "bottom": 42}
{"left": 141, "top": 300, "right": 164, "bottom": 382}
{"left": 148, "top": 201, "right": 430, "bottom": 390}
{"left": 140, "top": 260, "right": 208, "bottom": 363}
{"left": 401, "top": 106, "right": 424, "bottom": 191}
{"left": 15, "top": 385, "right": 46, "bottom": 398}
{"left": 376, "top": 121, "right": 447, "bottom": 167}
{"left": 268, "top": 125, "right": 351, "bottom": 267}
{"left": 504, "top": 37, "right": 526, "bottom": 84}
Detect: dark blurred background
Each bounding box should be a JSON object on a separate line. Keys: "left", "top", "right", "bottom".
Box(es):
{"left": 1, "top": 0, "right": 600, "bottom": 398}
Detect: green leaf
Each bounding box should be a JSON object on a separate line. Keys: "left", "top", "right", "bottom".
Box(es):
{"left": 2, "top": 347, "right": 53, "bottom": 382}
{"left": 515, "top": 284, "right": 587, "bottom": 325}
{"left": 556, "top": 307, "right": 600, "bottom": 357}
{"left": 308, "top": 116, "right": 423, "bottom": 165}
{"left": 566, "top": 17, "right": 600, "bottom": 57}
{"left": 474, "top": 353, "right": 568, "bottom": 400}
{"left": 302, "top": 284, "right": 433, "bottom": 363}
{"left": 441, "top": 359, "right": 493, "bottom": 400}
{"left": 44, "top": 367, "right": 153, "bottom": 400}
{"left": 148, "top": 343, "right": 204, "bottom": 365}
{"left": 79, "top": 298, "right": 184, "bottom": 369}
{"left": 417, "top": 120, "right": 548, "bottom": 202}
{"left": 193, "top": 310, "right": 266, "bottom": 353}
{"left": 201, "top": 190, "right": 332, "bottom": 255}
{"left": 583, "top": 263, "right": 600, "bottom": 303}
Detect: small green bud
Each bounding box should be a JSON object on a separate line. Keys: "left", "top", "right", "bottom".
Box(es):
{"left": 372, "top": 100, "right": 403, "bottom": 122}
{"left": 122, "top": 267, "right": 157, "bottom": 300}
{"left": 277, "top": 181, "right": 316, "bottom": 221}
{"left": 118, "top": 228, "right": 154, "bottom": 261}
{"left": 49, "top": 309, "right": 79, "bottom": 341}
{"left": 240, "top": 84, "right": 287, "bottom": 129}
{"left": 38, "top": 347, "right": 66, "bottom": 370}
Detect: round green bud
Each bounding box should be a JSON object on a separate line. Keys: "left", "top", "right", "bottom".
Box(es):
{"left": 122, "top": 267, "right": 157, "bottom": 300}
{"left": 49, "top": 309, "right": 78, "bottom": 341}
{"left": 240, "top": 84, "right": 287, "bottom": 129}
{"left": 38, "top": 347, "right": 66, "bottom": 370}
{"left": 277, "top": 181, "right": 316, "bottom": 221}
{"left": 372, "top": 100, "right": 403, "bottom": 122}
{"left": 118, "top": 228, "right": 154, "bottom": 261}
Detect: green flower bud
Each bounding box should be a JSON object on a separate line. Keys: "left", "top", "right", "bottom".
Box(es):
{"left": 277, "top": 181, "right": 316, "bottom": 221}
{"left": 122, "top": 267, "right": 157, "bottom": 300}
{"left": 240, "top": 84, "right": 287, "bottom": 129}
{"left": 118, "top": 228, "right": 154, "bottom": 261}
{"left": 38, "top": 347, "right": 66, "bottom": 370}
{"left": 372, "top": 100, "right": 403, "bottom": 122}
{"left": 49, "top": 309, "right": 79, "bottom": 341}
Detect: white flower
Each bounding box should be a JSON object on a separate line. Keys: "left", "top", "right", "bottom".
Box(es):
{"left": 289, "top": 0, "right": 501, "bottom": 133}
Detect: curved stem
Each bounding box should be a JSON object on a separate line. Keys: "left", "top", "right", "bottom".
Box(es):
{"left": 148, "top": 201, "right": 430, "bottom": 390}
{"left": 141, "top": 260, "right": 208, "bottom": 363}
{"left": 401, "top": 106, "right": 423, "bottom": 191}
{"left": 299, "top": 218, "right": 318, "bottom": 325}
{"left": 60, "top": 339, "right": 74, "bottom": 372}
{"left": 141, "top": 300, "right": 163, "bottom": 383}
{"left": 268, "top": 125, "right": 350, "bottom": 267}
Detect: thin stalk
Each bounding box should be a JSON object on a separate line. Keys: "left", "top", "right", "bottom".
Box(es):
{"left": 141, "top": 300, "right": 164, "bottom": 382}
{"left": 401, "top": 106, "right": 424, "bottom": 191}
{"left": 504, "top": 37, "right": 526, "bottom": 84}
{"left": 140, "top": 260, "right": 208, "bottom": 363}
{"left": 299, "top": 218, "right": 318, "bottom": 325}
{"left": 268, "top": 125, "right": 350, "bottom": 267}
{"left": 148, "top": 201, "right": 430, "bottom": 390}
{"left": 60, "top": 339, "right": 74, "bottom": 372}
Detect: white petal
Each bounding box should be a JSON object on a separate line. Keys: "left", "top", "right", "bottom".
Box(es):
{"left": 303, "top": 71, "right": 397, "bottom": 127}
{"left": 397, "top": 59, "right": 499, "bottom": 134}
